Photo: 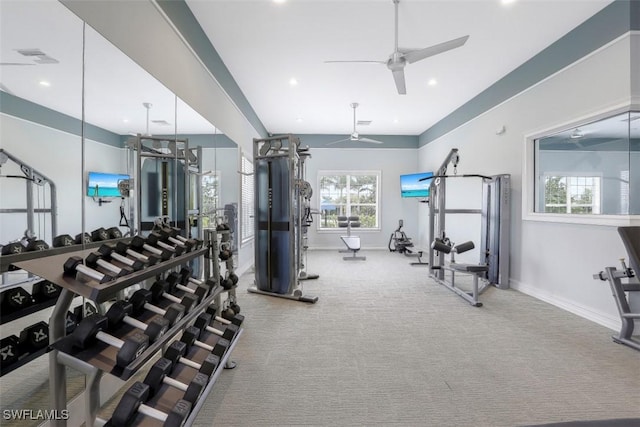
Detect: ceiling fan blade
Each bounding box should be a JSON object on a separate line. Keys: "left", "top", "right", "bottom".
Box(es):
{"left": 0, "top": 62, "right": 35, "bottom": 66}
{"left": 357, "top": 137, "right": 384, "bottom": 144}
{"left": 392, "top": 69, "right": 406, "bottom": 95}
{"left": 403, "top": 35, "right": 469, "bottom": 64}
{"left": 324, "top": 60, "right": 386, "bottom": 64}
{"left": 326, "top": 137, "right": 350, "bottom": 146}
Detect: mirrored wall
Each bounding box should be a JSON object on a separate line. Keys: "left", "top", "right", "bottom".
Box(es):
{"left": 0, "top": 0, "right": 238, "bottom": 421}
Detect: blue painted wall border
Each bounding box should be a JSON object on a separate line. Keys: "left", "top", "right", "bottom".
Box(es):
{"left": 1, "top": 91, "right": 122, "bottom": 147}
{"left": 419, "top": 0, "right": 637, "bottom": 147}
{"left": 156, "top": 0, "right": 268, "bottom": 139}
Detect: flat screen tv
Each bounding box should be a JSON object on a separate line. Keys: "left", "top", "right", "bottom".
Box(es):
{"left": 87, "top": 172, "right": 129, "bottom": 198}
{"left": 400, "top": 172, "right": 434, "bottom": 198}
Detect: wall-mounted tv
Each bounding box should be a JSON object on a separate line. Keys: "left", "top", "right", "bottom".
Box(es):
{"left": 400, "top": 172, "right": 434, "bottom": 198}
{"left": 87, "top": 172, "right": 130, "bottom": 198}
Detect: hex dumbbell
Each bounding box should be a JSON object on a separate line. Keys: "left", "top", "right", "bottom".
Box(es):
{"left": 180, "top": 325, "right": 229, "bottom": 357}
{"left": 71, "top": 314, "right": 148, "bottom": 368}
{"left": 86, "top": 252, "right": 133, "bottom": 277}
{"left": 178, "top": 267, "right": 217, "bottom": 290}
{"left": 163, "top": 341, "right": 219, "bottom": 376}
{"left": 129, "top": 289, "right": 185, "bottom": 326}
{"left": 64, "top": 256, "right": 114, "bottom": 283}
{"left": 143, "top": 357, "right": 208, "bottom": 404}
{"left": 150, "top": 280, "right": 198, "bottom": 313}
{"left": 114, "top": 242, "right": 160, "bottom": 266}
{"left": 130, "top": 236, "right": 172, "bottom": 261}
{"left": 160, "top": 226, "right": 202, "bottom": 249}
{"left": 157, "top": 228, "right": 196, "bottom": 251}
{"left": 193, "top": 312, "right": 238, "bottom": 341}
{"left": 166, "top": 272, "right": 210, "bottom": 303}
{"left": 146, "top": 232, "right": 184, "bottom": 256}
{"left": 97, "top": 244, "right": 145, "bottom": 271}
{"left": 110, "top": 381, "right": 191, "bottom": 427}
{"left": 206, "top": 305, "right": 244, "bottom": 327}
{"left": 106, "top": 301, "right": 169, "bottom": 343}
{"left": 1, "top": 287, "right": 33, "bottom": 312}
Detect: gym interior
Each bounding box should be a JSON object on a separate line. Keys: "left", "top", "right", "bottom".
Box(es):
{"left": 0, "top": 1, "right": 639, "bottom": 426}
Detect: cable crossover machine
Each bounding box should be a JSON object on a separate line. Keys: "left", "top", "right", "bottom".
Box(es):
{"left": 248, "top": 135, "right": 318, "bottom": 303}
{"left": 427, "top": 148, "right": 510, "bottom": 306}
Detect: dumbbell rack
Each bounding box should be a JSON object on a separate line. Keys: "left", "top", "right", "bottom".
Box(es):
{"left": 11, "top": 231, "right": 242, "bottom": 427}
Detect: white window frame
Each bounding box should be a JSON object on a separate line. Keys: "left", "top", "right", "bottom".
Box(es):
{"left": 541, "top": 173, "right": 602, "bottom": 214}
{"left": 240, "top": 153, "right": 254, "bottom": 245}
{"left": 316, "top": 170, "right": 381, "bottom": 232}
{"left": 523, "top": 103, "right": 640, "bottom": 226}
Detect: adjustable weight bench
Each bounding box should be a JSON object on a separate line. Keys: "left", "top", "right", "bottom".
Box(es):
{"left": 338, "top": 216, "right": 365, "bottom": 261}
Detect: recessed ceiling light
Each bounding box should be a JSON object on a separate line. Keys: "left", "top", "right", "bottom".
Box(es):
{"left": 39, "top": 80, "right": 50, "bottom": 87}
{"left": 501, "top": 0, "right": 516, "bottom": 4}
{"left": 296, "top": 117, "right": 303, "bottom": 122}
{"left": 428, "top": 79, "right": 437, "bottom": 86}
{"left": 393, "top": 119, "right": 399, "bottom": 124}
{"left": 289, "top": 78, "right": 298, "bottom": 86}
{"left": 123, "top": 119, "right": 129, "bottom": 123}
{"left": 273, "top": 0, "right": 286, "bottom": 3}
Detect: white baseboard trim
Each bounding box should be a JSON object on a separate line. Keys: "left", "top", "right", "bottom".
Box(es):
{"left": 510, "top": 279, "right": 620, "bottom": 332}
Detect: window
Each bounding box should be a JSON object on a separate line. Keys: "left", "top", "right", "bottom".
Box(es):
{"left": 317, "top": 171, "right": 380, "bottom": 229}
{"left": 543, "top": 175, "right": 601, "bottom": 214}
{"left": 529, "top": 110, "right": 640, "bottom": 222}
{"left": 201, "top": 172, "right": 220, "bottom": 228}
{"left": 240, "top": 154, "right": 254, "bottom": 243}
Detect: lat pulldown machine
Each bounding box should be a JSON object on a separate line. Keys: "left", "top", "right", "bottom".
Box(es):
{"left": 248, "top": 135, "right": 318, "bottom": 303}
{"left": 427, "top": 148, "right": 510, "bottom": 306}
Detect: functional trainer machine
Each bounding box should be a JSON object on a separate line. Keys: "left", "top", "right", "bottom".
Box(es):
{"left": 248, "top": 135, "right": 318, "bottom": 303}
{"left": 428, "top": 148, "right": 510, "bottom": 306}
{"left": 593, "top": 226, "right": 640, "bottom": 351}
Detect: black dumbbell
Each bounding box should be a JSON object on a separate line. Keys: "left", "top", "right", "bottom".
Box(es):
{"left": 106, "top": 301, "right": 169, "bottom": 343}
{"left": 71, "top": 314, "right": 148, "bottom": 368}
{"left": 193, "top": 312, "right": 238, "bottom": 341}
{"left": 75, "top": 232, "right": 92, "bottom": 244}
{"left": 180, "top": 325, "right": 229, "bottom": 357}
{"left": 220, "top": 275, "right": 234, "bottom": 290}
{"left": 53, "top": 234, "right": 75, "bottom": 247}
{"left": 1, "top": 241, "right": 24, "bottom": 255}
{"left": 150, "top": 281, "right": 198, "bottom": 313}
{"left": 163, "top": 341, "right": 219, "bottom": 376}
{"left": 74, "top": 301, "right": 98, "bottom": 322}
{"left": 0, "top": 335, "right": 23, "bottom": 368}
{"left": 114, "top": 242, "right": 159, "bottom": 266}
{"left": 66, "top": 311, "right": 79, "bottom": 334}
{"left": 229, "top": 302, "right": 241, "bottom": 315}
{"left": 19, "top": 321, "right": 49, "bottom": 352}
{"left": 110, "top": 381, "right": 191, "bottom": 427}
{"left": 129, "top": 289, "right": 185, "bottom": 326}
{"left": 1, "top": 287, "right": 33, "bottom": 312}
{"left": 130, "top": 236, "right": 171, "bottom": 261}
{"left": 228, "top": 272, "right": 239, "bottom": 285}
{"left": 157, "top": 228, "right": 196, "bottom": 251}
{"left": 143, "top": 357, "right": 208, "bottom": 404}
{"left": 32, "top": 280, "right": 61, "bottom": 302}
{"left": 146, "top": 232, "right": 184, "bottom": 256}
{"left": 178, "top": 267, "right": 217, "bottom": 290}
{"left": 166, "top": 272, "right": 210, "bottom": 303}
{"left": 206, "top": 305, "right": 244, "bottom": 327}
{"left": 91, "top": 227, "right": 111, "bottom": 241}
{"left": 64, "top": 256, "right": 115, "bottom": 283}
{"left": 25, "top": 238, "right": 49, "bottom": 251}
{"left": 107, "top": 227, "right": 123, "bottom": 239}
{"left": 160, "top": 227, "right": 202, "bottom": 250}
{"left": 97, "top": 245, "right": 144, "bottom": 272}
{"left": 86, "top": 252, "right": 133, "bottom": 277}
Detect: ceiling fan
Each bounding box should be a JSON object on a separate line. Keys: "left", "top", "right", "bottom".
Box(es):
{"left": 325, "top": 0, "right": 469, "bottom": 95}
{"left": 326, "top": 103, "right": 385, "bottom": 146}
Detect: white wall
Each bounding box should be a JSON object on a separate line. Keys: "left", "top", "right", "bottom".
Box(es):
{"left": 305, "top": 147, "right": 420, "bottom": 249}
{"left": 0, "top": 114, "right": 126, "bottom": 245}
{"left": 417, "top": 33, "right": 634, "bottom": 329}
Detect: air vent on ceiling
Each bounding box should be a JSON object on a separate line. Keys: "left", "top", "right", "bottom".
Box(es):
{"left": 15, "top": 48, "right": 59, "bottom": 64}
{"left": 357, "top": 120, "right": 372, "bottom": 126}
{"left": 151, "top": 120, "right": 172, "bottom": 126}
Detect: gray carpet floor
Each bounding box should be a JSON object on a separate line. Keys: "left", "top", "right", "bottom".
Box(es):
{"left": 194, "top": 249, "right": 640, "bottom": 427}
{"left": 1, "top": 249, "right": 638, "bottom": 426}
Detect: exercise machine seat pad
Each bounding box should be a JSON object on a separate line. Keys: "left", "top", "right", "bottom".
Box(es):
{"left": 341, "top": 236, "right": 361, "bottom": 251}
{"left": 449, "top": 263, "right": 488, "bottom": 273}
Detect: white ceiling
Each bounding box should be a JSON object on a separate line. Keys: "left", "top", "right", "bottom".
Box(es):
{"left": 0, "top": 0, "right": 616, "bottom": 139}
{"left": 187, "top": 0, "right": 614, "bottom": 136}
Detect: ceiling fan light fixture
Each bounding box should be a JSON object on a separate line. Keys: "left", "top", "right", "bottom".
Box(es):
{"left": 289, "top": 78, "right": 298, "bottom": 86}
{"left": 428, "top": 78, "right": 437, "bottom": 86}
{"left": 570, "top": 128, "right": 584, "bottom": 139}
{"left": 39, "top": 80, "right": 50, "bottom": 87}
